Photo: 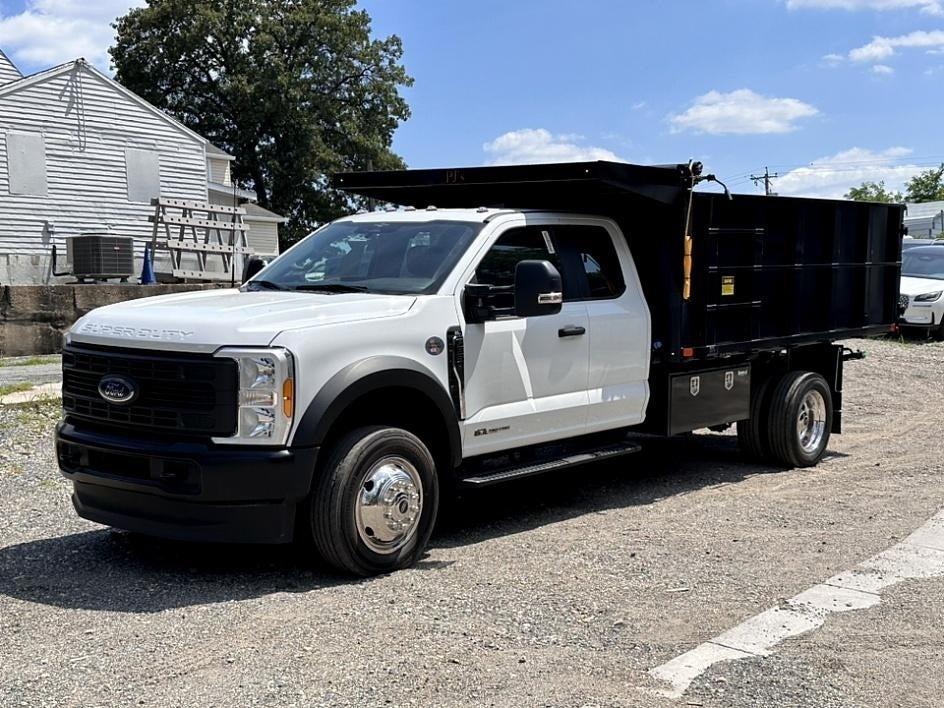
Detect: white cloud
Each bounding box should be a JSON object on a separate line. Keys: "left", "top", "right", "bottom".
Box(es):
{"left": 482, "top": 129, "right": 622, "bottom": 165}
{"left": 0, "top": 0, "right": 143, "bottom": 72}
{"left": 822, "top": 53, "right": 846, "bottom": 64}
{"left": 848, "top": 29, "right": 944, "bottom": 62}
{"left": 774, "top": 147, "right": 923, "bottom": 198}
{"left": 787, "top": 0, "right": 943, "bottom": 14}
{"left": 668, "top": 89, "right": 818, "bottom": 135}
{"left": 871, "top": 63, "right": 896, "bottom": 74}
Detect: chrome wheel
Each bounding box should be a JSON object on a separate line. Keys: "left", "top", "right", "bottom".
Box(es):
{"left": 796, "top": 389, "right": 827, "bottom": 454}
{"left": 354, "top": 456, "right": 423, "bottom": 555}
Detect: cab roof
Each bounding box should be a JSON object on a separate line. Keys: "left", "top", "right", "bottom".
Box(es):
{"left": 338, "top": 207, "right": 513, "bottom": 224}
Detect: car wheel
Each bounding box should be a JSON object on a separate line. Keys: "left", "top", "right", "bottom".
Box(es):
{"left": 308, "top": 426, "right": 439, "bottom": 576}
{"left": 766, "top": 371, "right": 833, "bottom": 468}
{"left": 934, "top": 318, "right": 944, "bottom": 341}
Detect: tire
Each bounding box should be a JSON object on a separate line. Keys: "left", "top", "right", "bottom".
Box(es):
{"left": 737, "top": 376, "right": 773, "bottom": 461}
{"left": 766, "top": 371, "right": 833, "bottom": 468}
{"left": 934, "top": 319, "right": 944, "bottom": 342}
{"left": 308, "top": 426, "right": 439, "bottom": 576}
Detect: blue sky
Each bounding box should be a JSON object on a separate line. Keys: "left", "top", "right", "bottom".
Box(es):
{"left": 2, "top": 0, "right": 944, "bottom": 196}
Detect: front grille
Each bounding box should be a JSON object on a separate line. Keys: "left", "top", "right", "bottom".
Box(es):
{"left": 899, "top": 293, "right": 911, "bottom": 311}
{"left": 62, "top": 344, "right": 238, "bottom": 438}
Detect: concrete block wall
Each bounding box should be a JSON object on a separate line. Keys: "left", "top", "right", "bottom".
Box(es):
{"left": 0, "top": 284, "right": 227, "bottom": 356}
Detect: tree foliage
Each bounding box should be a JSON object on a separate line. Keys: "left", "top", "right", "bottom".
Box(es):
{"left": 904, "top": 164, "right": 944, "bottom": 203}
{"left": 111, "top": 0, "right": 412, "bottom": 245}
{"left": 845, "top": 181, "right": 903, "bottom": 203}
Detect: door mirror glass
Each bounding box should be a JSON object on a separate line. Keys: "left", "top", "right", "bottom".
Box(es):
{"left": 514, "top": 260, "right": 563, "bottom": 318}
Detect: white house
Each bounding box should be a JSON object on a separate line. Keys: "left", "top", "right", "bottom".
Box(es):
{"left": 0, "top": 51, "right": 284, "bottom": 285}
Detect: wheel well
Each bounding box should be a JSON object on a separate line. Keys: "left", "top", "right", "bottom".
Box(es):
{"left": 319, "top": 386, "right": 456, "bottom": 479}
{"left": 752, "top": 344, "right": 843, "bottom": 434}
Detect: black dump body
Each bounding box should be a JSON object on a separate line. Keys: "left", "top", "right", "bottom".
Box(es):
{"left": 333, "top": 161, "right": 904, "bottom": 364}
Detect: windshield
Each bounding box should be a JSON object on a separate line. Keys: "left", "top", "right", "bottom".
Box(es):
{"left": 902, "top": 249, "right": 944, "bottom": 280}
{"left": 249, "top": 220, "right": 482, "bottom": 295}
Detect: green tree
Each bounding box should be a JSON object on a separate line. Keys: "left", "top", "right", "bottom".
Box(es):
{"left": 904, "top": 164, "right": 944, "bottom": 203}
{"left": 111, "top": 0, "right": 412, "bottom": 245}
{"left": 845, "top": 181, "right": 903, "bottom": 203}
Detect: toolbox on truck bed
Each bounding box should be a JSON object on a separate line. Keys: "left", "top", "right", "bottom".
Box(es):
{"left": 334, "top": 160, "right": 904, "bottom": 363}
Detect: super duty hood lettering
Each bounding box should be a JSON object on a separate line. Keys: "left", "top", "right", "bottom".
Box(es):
{"left": 69, "top": 289, "right": 416, "bottom": 351}
{"left": 79, "top": 322, "right": 196, "bottom": 341}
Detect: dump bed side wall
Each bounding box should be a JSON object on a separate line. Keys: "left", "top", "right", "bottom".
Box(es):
{"left": 625, "top": 194, "right": 903, "bottom": 361}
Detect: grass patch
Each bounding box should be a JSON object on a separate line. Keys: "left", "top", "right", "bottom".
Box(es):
{"left": 0, "top": 355, "right": 59, "bottom": 368}
{"left": 0, "top": 382, "right": 33, "bottom": 397}
{"left": 0, "top": 398, "right": 62, "bottom": 435}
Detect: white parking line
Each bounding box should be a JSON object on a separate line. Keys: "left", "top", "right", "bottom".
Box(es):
{"left": 649, "top": 509, "right": 944, "bottom": 699}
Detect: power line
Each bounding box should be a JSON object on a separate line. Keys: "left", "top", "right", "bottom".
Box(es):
{"left": 750, "top": 166, "right": 779, "bottom": 196}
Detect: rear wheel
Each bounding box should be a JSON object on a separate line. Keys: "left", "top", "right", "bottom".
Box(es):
{"left": 308, "top": 426, "right": 439, "bottom": 576}
{"left": 766, "top": 371, "right": 833, "bottom": 468}
{"left": 737, "top": 377, "right": 773, "bottom": 461}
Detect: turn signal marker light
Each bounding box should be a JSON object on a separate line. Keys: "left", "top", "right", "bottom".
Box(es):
{"left": 282, "top": 378, "right": 295, "bottom": 418}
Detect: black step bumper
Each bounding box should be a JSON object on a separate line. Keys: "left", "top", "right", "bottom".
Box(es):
{"left": 56, "top": 421, "right": 318, "bottom": 544}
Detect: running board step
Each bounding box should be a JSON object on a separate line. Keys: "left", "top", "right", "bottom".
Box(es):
{"left": 460, "top": 441, "right": 642, "bottom": 488}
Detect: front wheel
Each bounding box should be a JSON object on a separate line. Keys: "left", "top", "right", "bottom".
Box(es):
{"left": 308, "top": 426, "right": 439, "bottom": 576}
{"left": 934, "top": 318, "right": 944, "bottom": 342}
{"left": 766, "top": 371, "right": 833, "bottom": 468}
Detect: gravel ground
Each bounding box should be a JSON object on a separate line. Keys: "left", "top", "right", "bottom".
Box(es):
{"left": 0, "top": 338, "right": 942, "bottom": 707}
{"left": 0, "top": 356, "right": 62, "bottom": 386}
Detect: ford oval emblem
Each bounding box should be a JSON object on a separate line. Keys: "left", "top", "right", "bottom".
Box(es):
{"left": 98, "top": 375, "right": 138, "bottom": 405}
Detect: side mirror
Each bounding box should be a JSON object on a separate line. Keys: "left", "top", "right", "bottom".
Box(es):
{"left": 515, "top": 260, "right": 563, "bottom": 318}
{"left": 242, "top": 256, "right": 268, "bottom": 283}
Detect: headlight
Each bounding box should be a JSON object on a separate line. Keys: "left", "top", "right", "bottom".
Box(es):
{"left": 213, "top": 348, "right": 294, "bottom": 445}
{"left": 915, "top": 291, "right": 943, "bottom": 303}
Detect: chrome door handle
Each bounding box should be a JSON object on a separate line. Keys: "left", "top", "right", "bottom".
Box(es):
{"left": 558, "top": 325, "right": 586, "bottom": 338}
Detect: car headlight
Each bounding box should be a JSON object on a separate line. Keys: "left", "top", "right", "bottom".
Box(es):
{"left": 213, "top": 348, "right": 294, "bottom": 445}
{"left": 914, "top": 291, "right": 943, "bottom": 303}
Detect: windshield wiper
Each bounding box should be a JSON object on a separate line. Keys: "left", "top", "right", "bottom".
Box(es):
{"left": 245, "top": 279, "right": 289, "bottom": 291}
{"left": 292, "top": 283, "right": 371, "bottom": 294}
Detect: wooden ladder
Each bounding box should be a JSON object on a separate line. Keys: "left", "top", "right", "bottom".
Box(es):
{"left": 148, "top": 198, "right": 253, "bottom": 282}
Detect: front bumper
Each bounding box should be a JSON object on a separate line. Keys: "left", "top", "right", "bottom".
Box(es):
{"left": 56, "top": 420, "right": 318, "bottom": 544}
{"left": 900, "top": 304, "right": 941, "bottom": 328}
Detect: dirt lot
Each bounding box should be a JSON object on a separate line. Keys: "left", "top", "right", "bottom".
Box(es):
{"left": 1, "top": 338, "right": 942, "bottom": 707}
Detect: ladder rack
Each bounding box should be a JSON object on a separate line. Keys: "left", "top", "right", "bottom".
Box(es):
{"left": 149, "top": 198, "right": 253, "bottom": 282}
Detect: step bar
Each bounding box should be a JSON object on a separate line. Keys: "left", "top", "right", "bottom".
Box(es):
{"left": 460, "top": 440, "right": 642, "bottom": 488}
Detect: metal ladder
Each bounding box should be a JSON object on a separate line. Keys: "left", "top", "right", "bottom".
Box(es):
{"left": 148, "top": 198, "right": 253, "bottom": 282}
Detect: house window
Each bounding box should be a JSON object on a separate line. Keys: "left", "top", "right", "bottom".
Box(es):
{"left": 6, "top": 132, "right": 48, "bottom": 196}
{"left": 125, "top": 148, "right": 161, "bottom": 203}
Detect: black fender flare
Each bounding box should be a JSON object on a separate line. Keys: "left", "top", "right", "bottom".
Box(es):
{"left": 293, "top": 356, "right": 462, "bottom": 467}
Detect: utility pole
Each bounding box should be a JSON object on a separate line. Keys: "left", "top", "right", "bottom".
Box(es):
{"left": 750, "top": 166, "right": 779, "bottom": 196}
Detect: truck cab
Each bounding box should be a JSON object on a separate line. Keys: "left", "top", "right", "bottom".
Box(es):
{"left": 57, "top": 161, "right": 903, "bottom": 576}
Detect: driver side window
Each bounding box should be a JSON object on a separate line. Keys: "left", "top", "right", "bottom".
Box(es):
{"left": 475, "top": 227, "right": 561, "bottom": 288}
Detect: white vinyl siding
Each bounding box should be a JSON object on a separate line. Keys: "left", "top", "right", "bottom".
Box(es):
{"left": 207, "top": 156, "right": 231, "bottom": 185}
{"left": 0, "top": 52, "right": 20, "bottom": 86}
{"left": 0, "top": 63, "right": 208, "bottom": 276}
{"left": 6, "top": 132, "right": 47, "bottom": 196}
{"left": 125, "top": 148, "right": 161, "bottom": 203}
{"left": 244, "top": 218, "right": 280, "bottom": 256}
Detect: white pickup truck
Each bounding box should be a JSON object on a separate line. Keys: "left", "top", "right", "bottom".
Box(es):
{"left": 57, "top": 161, "right": 903, "bottom": 575}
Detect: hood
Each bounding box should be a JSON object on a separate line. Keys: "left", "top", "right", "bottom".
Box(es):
{"left": 69, "top": 288, "right": 416, "bottom": 352}
{"left": 900, "top": 276, "right": 944, "bottom": 297}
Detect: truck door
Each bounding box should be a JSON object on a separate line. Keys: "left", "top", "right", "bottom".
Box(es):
{"left": 461, "top": 225, "right": 590, "bottom": 456}
{"left": 550, "top": 223, "right": 651, "bottom": 432}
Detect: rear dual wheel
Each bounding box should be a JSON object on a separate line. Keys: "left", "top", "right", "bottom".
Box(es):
{"left": 738, "top": 370, "right": 833, "bottom": 468}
